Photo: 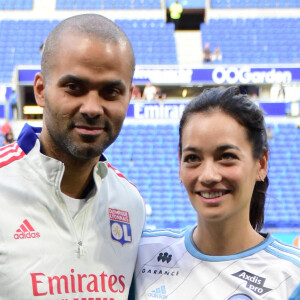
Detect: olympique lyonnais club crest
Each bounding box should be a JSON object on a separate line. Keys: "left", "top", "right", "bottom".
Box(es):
{"left": 109, "top": 208, "right": 132, "bottom": 245}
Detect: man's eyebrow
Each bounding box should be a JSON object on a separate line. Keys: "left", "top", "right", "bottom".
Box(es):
{"left": 103, "top": 80, "right": 126, "bottom": 89}
{"left": 57, "top": 74, "right": 86, "bottom": 85}
{"left": 57, "top": 75, "right": 126, "bottom": 89}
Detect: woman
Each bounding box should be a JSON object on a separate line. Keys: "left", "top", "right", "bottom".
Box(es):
{"left": 132, "top": 86, "right": 300, "bottom": 299}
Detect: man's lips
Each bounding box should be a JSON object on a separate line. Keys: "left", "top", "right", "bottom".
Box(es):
{"left": 75, "top": 125, "right": 105, "bottom": 135}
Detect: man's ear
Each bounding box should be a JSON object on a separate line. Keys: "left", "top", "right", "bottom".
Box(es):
{"left": 129, "top": 84, "right": 133, "bottom": 100}
{"left": 33, "top": 72, "right": 46, "bottom": 107}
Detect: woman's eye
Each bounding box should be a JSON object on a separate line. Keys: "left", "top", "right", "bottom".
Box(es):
{"left": 222, "top": 152, "right": 237, "bottom": 160}
{"left": 184, "top": 154, "right": 199, "bottom": 163}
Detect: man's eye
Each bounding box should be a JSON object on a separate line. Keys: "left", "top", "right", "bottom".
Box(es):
{"left": 109, "top": 88, "right": 119, "bottom": 96}
{"left": 64, "top": 83, "right": 86, "bottom": 96}
{"left": 66, "top": 83, "right": 80, "bottom": 91}
{"left": 102, "top": 88, "right": 122, "bottom": 99}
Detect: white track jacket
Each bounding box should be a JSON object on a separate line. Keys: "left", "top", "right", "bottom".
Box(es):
{"left": 0, "top": 124, "right": 145, "bottom": 300}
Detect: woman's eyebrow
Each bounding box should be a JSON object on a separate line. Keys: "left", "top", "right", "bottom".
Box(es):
{"left": 217, "top": 144, "right": 241, "bottom": 152}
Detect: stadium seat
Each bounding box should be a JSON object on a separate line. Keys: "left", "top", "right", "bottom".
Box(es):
{"left": 210, "top": 0, "right": 300, "bottom": 8}
{"left": 56, "top": 0, "right": 161, "bottom": 10}
{"left": 104, "top": 122, "right": 300, "bottom": 229}
{"left": 0, "top": 18, "right": 176, "bottom": 82}
{"left": 201, "top": 17, "right": 300, "bottom": 64}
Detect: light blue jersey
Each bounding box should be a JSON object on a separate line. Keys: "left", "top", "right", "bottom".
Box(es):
{"left": 134, "top": 226, "right": 300, "bottom": 300}
{"left": 289, "top": 284, "right": 300, "bottom": 300}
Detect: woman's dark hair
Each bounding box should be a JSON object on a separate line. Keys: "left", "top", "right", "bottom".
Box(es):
{"left": 179, "top": 86, "right": 269, "bottom": 231}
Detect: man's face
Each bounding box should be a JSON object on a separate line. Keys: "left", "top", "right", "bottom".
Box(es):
{"left": 34, "top": 34, "right": 133, "bottom": 162}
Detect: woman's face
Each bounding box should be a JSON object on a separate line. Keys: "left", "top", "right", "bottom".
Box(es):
{"left": 179, "top": 110, "right": 267, "bottom": 225}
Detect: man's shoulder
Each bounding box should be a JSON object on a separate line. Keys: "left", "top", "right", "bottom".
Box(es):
{"left": 0, "top": 142, "right": 26, "bottom": 169}
{"left": 106, "top": 162, "right": 137, "bottom": 187}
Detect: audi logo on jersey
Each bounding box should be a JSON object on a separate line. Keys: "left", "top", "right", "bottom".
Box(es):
{"left": 157, "top": 252, "right": 172, "bottom": 263}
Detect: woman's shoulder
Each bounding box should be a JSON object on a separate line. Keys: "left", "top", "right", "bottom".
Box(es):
{"left": 138, "top": 226, "right": 193, "bottom": 249}
{"left": 142, "top": 226, "right": 189, "bottom": 238}
{"left": 265, "top": 234, "right": 300, "bottom": 268}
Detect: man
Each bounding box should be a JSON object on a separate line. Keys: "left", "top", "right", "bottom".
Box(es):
{"left": 142, "top": 82, "right": 157, "bottom": 101}
{"left": 169, "top": 1, "right": 183, "bottom": 30}
{"left": 203, "top": 43, "right": 212, "bottom": 63}
{"left": 0, "top": 14, "right": 145, "bottom": 299}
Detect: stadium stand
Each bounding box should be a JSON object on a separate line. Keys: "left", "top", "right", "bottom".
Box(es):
{"left": 1, "top": 15, "right": 300, "bottom": 83}
{"left": 0, "top": 1, "right": 299, "bottom": 236}
{"left": 56, "top": 0, "right": 161, "bottom": 9}
{"left": 201, "top": 17, "right": 300, "bottom": 64}
{"left": 0, "top": 20, "right": 57, "bottom": 82}
{"left": 210, "top": 0, "right": 300, "bottom": 8}
{"left": 115, "top": 19, "right": 177, "bottom": 65}
{"left": 104, "top": 122, "right": 300, "bottom": 229}
{"left": 0, "top": 19, "right": 176, "bottom": 83}
{"left": 0, "top": 0, "right": 32, "bottom": 10}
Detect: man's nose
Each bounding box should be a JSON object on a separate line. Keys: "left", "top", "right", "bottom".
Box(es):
{"left": 79, "top": 91, "right": 104, "bottom": 118}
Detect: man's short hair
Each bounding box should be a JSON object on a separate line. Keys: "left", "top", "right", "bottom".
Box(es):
{"left": 41, "top": 14, "right": 135, "bottom": 81}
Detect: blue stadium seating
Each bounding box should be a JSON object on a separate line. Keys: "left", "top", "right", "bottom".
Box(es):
{"left": 56, "top": 0, "right": 161, "bottom": 10}
{"left": 0, "top": 20, "right": 58, "bottom": 82}
{"left": 116, "top": 19, "right": 177, "bottom": 65}
{"left": 104, "top": 122, "right": 300, "bottom": 229}
{"left": 210, "top": 0, "right": 300, "bottom": 8}
{"left": 0, "top": 19, "right": 176, "bottom": 83}
{"left": 0, "top": 0, "right": 32, "bottom": 10}
{"left": 201, "top": 18, "right": 300, "bottom": 64}
{"left": 1, "top": 15, "right": 300, "bottom": 80}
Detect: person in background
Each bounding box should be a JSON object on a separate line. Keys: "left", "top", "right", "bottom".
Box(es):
{"left": 9, "top": 89, "right": 18, "bottom": 119}
{"left": 132, "top": 86, "right": 300, "bottom": 299}
{"left": 142, "top": 82, "right": 157, "bottom": 101}
{"left": 169, "top": 1, "right": 183, "bottom": 30}
{"left": 132, "top": 84, "right": 142, "bottom": 100}
{"left": 0, "top": 14, "right": 145, "bottom": 299}
{"left": 278, "top": 82, "right": 286, "bottom": 101}
{"left": 203, "top": 43, "right": 212, "bottom": 63}
{"left": 0, "top": 119, "right": 12, "bottom": 137}
{"left": 155, "top": 86, "right": 167, "bottom": 101}
{"left": 267, "top": 125, "right": 274, "bottom": 140}
{"left": 212, "top": 46, "right": 223, "bottom": 62}
{"left": 3, "top": 131, "right": 14, "bottom": 146}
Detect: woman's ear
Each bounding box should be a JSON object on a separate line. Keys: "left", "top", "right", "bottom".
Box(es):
{"left": 257, "top": 152, "right": 269, "bottom": 181}
{"left": 33, "top": 72, "right": 46, "bottom": 107}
